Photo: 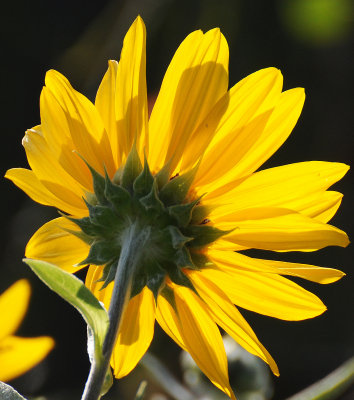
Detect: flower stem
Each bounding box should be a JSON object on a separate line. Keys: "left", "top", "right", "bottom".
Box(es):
{"left": 81, "top": 222, "right": 150, "bottom": 400}
{"left": 140, "top": 352, "right": 198, "bottom": 400}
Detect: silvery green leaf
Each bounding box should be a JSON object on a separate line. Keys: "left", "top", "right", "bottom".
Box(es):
{"left": 0, "top": 381, "right": 27, "bottom": 400}
{"left": 23, "top": 259, "right": 109, "bottom": 361}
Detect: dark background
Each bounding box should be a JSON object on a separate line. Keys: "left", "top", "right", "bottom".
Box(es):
{"left": 1, "top": 0, "right": 353, "bottom": 399}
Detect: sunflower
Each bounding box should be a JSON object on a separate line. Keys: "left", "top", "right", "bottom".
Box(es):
{"left": 6, "top": 16, "right": 349, "bottom": 399}
{"left": 0, "top": 280, "right": 54, "bottom": 382}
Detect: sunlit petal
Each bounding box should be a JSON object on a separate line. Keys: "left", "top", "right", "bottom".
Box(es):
{"left": 25, "top": 217, "right": 89, "bottom": 273}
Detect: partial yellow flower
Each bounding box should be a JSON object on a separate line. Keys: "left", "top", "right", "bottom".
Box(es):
{"left": 6, "top": 16, "right": 349, "bottom": 399}
{"left": 0, "top": 280, "right": 54, "bottom": 382}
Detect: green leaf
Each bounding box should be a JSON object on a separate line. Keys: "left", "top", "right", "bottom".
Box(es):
{"left": 0, "top": 382, "right": 27, "bottom": 400}
{"left": 23, "top": 258, "right": 109, "bottom": 361}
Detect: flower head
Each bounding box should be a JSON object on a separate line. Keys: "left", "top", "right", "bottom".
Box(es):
{"left": 6, "top": 16, "right": 349, "bottom": 399}
{"left": 0, "top": 280, "right": 54, "bottom": 382}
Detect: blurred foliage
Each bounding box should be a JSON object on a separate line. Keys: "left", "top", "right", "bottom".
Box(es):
{"left": 278, "top": 0, "right": 353, "bottom": 46}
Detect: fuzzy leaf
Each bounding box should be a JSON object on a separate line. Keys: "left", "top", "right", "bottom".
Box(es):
{"left": 23, "top": 259, "right": 109, "bottom": 361}
{"left": 0, "top": 382, "right": 27, "bottom": 400}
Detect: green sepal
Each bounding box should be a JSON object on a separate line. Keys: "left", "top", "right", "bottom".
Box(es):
{"left": 160, "top": 286, "right": 177, "bottom": 310}
{"left": 130, "top": 270, "right": 147, "bottom": 298}
{"left": 99, "top": 260, "right": 118, "bottom": 290}
{"left": 167, "top": 266, "right": 196, "bottom": 293}
{"left": 175, "top": 247, "right": 196, "bottom": 269}
{"left": 104, "top": 174, "right": 132, "bottom": 215}
{"left": 140, "top": 180, "right": 164, "bottom": 212}
{"left": 95, "top": 262, "right": 112, "bottom": 283}
{"left": 159, "top": 165, "right": 198, "bottom": 206}
{"left": 66, "top": 216, "right": 106, "bottom": 238}
{"left": 155, "top": 160, "right": 172, "bottom": 189}
{"left": 190, "top": 205, "right": 212, "bottom": 225}
{"left": 78, "top": 239, "right": 120, "bottom": 266}
{"left": 84, "top": 162, "right": 107, "bottom": 206}
{"left": 184, "top": 225, "right": 230, "bottom": 248}
{"left": 190, "top": 251, "right": 214, "bottom": 269}
{"left": 121, "top": 145, "right": 143, "bottom": 192}
{"left": 133, "top": 155, "right": 154, "bottom": 198}
{"left": 85, "top": 201, "right": 122, "bottom": 233}
{"left": 164, "top": 225, "right": 192, "bottom": 250}
{"left": 168, "top": 198, "right": 200, "bottom": 227}
{"left": 146, "top": 262, "right": 166, "bottom": 303}
{"left": 62, "top": 227, "right": 94, "bottom": 246}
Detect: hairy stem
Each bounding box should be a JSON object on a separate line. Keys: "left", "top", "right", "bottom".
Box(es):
{"left": 82, "top": 222, "right": 150, "bottom": 400}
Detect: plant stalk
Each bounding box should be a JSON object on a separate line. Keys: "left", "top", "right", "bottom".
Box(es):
{"left": 81, "top": 222, "right": 150, "bottom": 400}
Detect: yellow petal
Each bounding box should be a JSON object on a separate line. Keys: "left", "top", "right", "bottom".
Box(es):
{"left": 195, "top": 67, "right": 283, "bottom": 187}
{"left": 187, "top": 270, "right": 279, "bottom": 375}
{"left": 199, "top": 263, "right": 326, "bottom": 320}
{"left": 157, "top": 285, "right": 235, "bottom": 399}
{"left": 40, "top": 86, "right": 93, "bottom": 190}
{"left": 293, "top": 191, "right": 344, "bottom": 222}
{"left": 44, "top": 69, "right": 115, "bottom": 176}
{"left": 95, "top": 60, "right": 121, "bottom": 168}
{"left": 5, "top": 168, "right": 84, "bottom": 215}
{"left": 114, "top": 16, "right": 149, "bottom": 162}
{"left": 0, "top": 280, "right": 30, "bottom": 341}
{"left": 85, "top": 265, "right": 108, "bottom": 304}
{"left": 208, "top": 248, "right": 277, "bottom": 273}
{"left": 111, "top": 287, "right": 156, "bottom": 378}
{"left": 0, "top": 335, "right": 54, "bottom": 382}
{"left": 149, "top": 28, "right": 229, "bottom": 173}
{"left": 85, "top": 266, "right": 156, "bottom": 379}
{"left": 205, "top": 162, "right": 349, "bottom": 223}
{"left": 22, "top": 126, "right": 87, "bottom": 216}
{"left": 215, "top": 207, "right": 349, "bottom": 251}
{"left": 197, "top": 87, "right": 305, "bottom": 193}
{"left": 25, "top": 217, "right": 90, "bottom": 273}
{"left": 254, "top": 258, "right": 345, "bottom": 284}
{"left": 156, "top": 293, "right": 187, "bottom": 351}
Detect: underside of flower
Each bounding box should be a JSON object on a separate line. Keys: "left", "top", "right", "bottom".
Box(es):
{"left": 68, "top": 146, "right": 227, "bottom": 301}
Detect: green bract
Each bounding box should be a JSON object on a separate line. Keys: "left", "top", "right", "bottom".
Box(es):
{"left": 68, "top": 147, "right": 228, "bottom": 301}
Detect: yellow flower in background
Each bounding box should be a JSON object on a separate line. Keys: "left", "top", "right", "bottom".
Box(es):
{"left": 6, "top": 16, "right": 349, "bottom": 399}
{"left": 0, "top": 280, "right": 54, "bottom": 382}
